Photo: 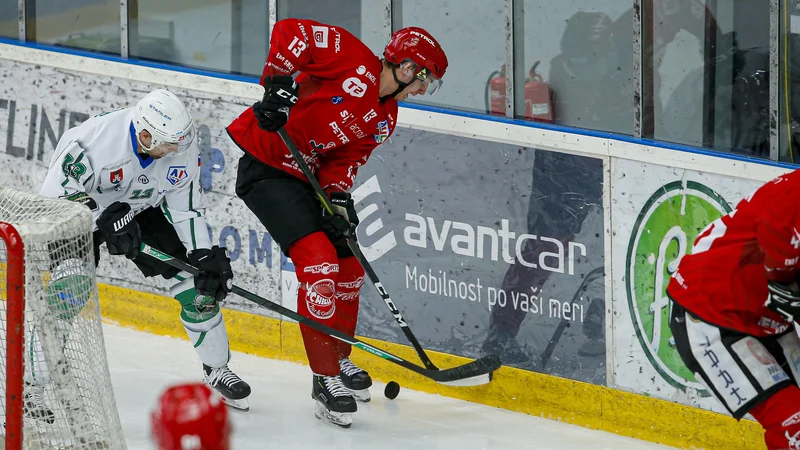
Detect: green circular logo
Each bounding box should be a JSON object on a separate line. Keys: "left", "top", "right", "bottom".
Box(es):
{"left": 626, "top": 180, "right": 732, "bottom": 394}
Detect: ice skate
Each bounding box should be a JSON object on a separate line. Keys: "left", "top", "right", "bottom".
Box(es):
{"left": 312, "top": 374, "right": 357, "bottom": 428}
{"left": 204, "top": 364, "right": 251, "bottom": 412}
{"left": 339, "top": 357, "right": 372, "bottom": 402}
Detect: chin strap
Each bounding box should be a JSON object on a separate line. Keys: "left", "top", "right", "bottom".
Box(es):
{"left": 380, "top": 63, "right": 410, "bottom": 102}
{"left": 136, "top": 135, "right": 153, "bottom": 156}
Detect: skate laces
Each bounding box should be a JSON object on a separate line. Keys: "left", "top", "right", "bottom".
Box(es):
{"left": 339, "top": 358, "right": 364, "bottom": 377}
{"left": 205, "top": 365, "right": 241, "bottom": 388}
{"left": 323, "top": 376, "right": 351, "bottom": 398}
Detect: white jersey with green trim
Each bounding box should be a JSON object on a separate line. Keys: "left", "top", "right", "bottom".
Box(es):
{"left": 40, "top": 107, "right": 211, "bottom": 251}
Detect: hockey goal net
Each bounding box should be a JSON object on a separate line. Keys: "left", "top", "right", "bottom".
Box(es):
{"left": 0, "top": 187, "right": 126, "bottom": 449}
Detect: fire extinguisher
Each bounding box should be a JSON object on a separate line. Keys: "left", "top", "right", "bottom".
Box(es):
{"left": 485, "top": 61, "right": 554, "bottom": 123}
{"left": 486, "top": 64, "right": 506, "bottom": 117}
{"left": 524, "top": 61, "right": 554, "bottom": 123}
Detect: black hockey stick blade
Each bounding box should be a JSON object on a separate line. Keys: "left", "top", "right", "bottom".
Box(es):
{"left": 430, "top": 355, "right": 501, "bottom": 386}
{"left": 140, "top": 244, "right": 500, "bottom": 385}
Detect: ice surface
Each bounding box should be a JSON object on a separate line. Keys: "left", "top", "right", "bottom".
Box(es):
{"left": 103, "top": 324, "right": 675, "bottom": 450}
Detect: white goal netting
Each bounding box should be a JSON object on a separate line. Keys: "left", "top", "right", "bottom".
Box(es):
{"left": 0, "top": 187, "right": 126, "bottom": 450}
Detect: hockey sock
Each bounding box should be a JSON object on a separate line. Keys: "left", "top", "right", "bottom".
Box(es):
{"left": 171, "top": 275, "right": 230, "bottom": 368}
{"left": 749, "top": 384, "right": 800, "bottom": 449}
{"left": 333, "top": 256, "right": 364, "bottom": 358}
{"left": 290, "top": 232, "right": 342, "bottom": 376}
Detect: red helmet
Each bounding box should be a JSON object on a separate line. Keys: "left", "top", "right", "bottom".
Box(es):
{"left": 151, "top": 383, "right": 230, "bottom": 450}
{"left": 384, "top": 27, "right": 448, "bottom": 95}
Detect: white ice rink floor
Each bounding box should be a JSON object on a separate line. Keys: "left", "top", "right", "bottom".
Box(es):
{"left": 104, "top": 324, "right": 676, "bottom": 450}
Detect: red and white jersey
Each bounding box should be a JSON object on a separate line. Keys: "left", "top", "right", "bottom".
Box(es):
{"left": 667, "top": 169, "right": 800, "bottom": 336}
{"left": 226, "top": 18, "right": 398, "bottom": 193}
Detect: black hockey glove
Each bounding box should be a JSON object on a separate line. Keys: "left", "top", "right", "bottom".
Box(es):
{"left": 321, "top": 191, "right": 359, "bottom": 241}
{"left": 187, "top": 246, "right": 234, "bottom": 304}
{"left": 96, "top": 202, "right": 141, "bottom": 260}
{"left": 253, "top": 75, "right": 299, "bottom": 132}
{"left": 765, "top": 280, "right": 800, "bottom": 322}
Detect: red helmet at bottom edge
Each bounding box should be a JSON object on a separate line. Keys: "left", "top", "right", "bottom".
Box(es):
{"left": 151, "top": 383, "right": 231, "bottom": 450}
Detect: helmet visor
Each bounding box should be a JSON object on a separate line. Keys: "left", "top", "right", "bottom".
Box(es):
{"left": 174, "top": 122, "right": 196, "bottom": 154}
{"left": 396, "top": 59, "right": 443, "bottom": 96}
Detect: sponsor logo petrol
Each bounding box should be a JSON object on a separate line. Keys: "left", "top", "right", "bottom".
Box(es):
{"left": 626, "top": 180, "right": 731, "bottom": 395}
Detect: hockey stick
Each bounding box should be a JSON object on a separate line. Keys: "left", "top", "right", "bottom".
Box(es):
{"left": 140, "top": 244, "right": 500, "bottom": 386}
{"left": 277, "top": 128, "right": 446, "bottom": 371}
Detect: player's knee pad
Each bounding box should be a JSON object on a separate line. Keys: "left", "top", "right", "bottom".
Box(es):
{"left": 290, "top": 232, "right": 340, "bottom": 322}
{"left": 750, "top": 385, "right": 800, "bottom": 449}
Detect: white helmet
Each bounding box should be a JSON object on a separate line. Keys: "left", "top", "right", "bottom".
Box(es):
{"left": 133, "top": 89, "right": 195, "bottom": 155}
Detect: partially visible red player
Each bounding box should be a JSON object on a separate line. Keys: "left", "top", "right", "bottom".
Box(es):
{"left": 151, "top": 382, "right": 231, "bottom": 450}
{"left": 667, "top": 170, "right": 800, "bottom": 450}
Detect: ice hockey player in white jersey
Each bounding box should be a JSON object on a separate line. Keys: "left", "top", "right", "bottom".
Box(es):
{"left": 37, "top": 89, "right": 251, "bottom": 413}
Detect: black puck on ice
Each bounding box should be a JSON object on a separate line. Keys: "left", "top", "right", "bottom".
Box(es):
{"left": 384, "top": 381, "right": 400, "bottom": 400}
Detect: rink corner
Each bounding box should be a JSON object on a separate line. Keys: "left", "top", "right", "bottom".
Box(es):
{"left": 97, "top": 283, "right": 766, "bottom": 450}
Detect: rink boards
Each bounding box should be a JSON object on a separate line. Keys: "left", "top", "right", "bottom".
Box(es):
{"left": 0, "top": 42, "right": 791, "bottom": 450}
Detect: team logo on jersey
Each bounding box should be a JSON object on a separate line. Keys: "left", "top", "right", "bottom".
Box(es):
{"left": 110, "top": 169, "right": 123, "bottom": 184}
{"left": 312, "top": 25, "right": 329, "bottom": 48}
{"left": 138, "top": 174, "right": 149, "bottom": 184}
{"left": 166, "top": 166, "right": 188, "bottom": 185}
{"left": 373, "top": 120, "right": 390, "bottom": 143}
{"left": 331, "top": 96, "right": 343, "bottom": 104}
{"left": 342, "top": 77, "right": 367, "bottom": 98}
{"left": 626, "top": 179, "right": 732, "bottom": 396}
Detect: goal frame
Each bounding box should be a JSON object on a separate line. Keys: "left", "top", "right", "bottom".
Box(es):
{"left": 1, "top": 221, "right": 26, "bottom": 450}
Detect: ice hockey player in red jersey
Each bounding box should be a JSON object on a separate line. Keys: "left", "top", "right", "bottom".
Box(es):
{"left": 667, "top": 170, "right": 800, "bottom": 449}
{"left": 226, "top": 19, "right": 448, "bottom": 427}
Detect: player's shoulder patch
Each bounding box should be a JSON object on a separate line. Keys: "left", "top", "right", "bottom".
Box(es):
{"left": 166, "top": 165, "right": 189, "bottom": 186}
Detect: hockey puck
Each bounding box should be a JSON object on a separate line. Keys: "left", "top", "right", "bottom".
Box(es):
{"left": 384, "top": 381, "right": 400, "bottom": 400}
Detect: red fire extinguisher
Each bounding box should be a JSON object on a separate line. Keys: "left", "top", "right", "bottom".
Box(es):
{"left": 486, "top": 61, "right": 554, "bottom": 123}
{"left": 486, "top": 64, "right": 507, "bottom": 117}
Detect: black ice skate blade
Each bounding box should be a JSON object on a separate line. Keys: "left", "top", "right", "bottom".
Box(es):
{"left": 221, "top": 396, "right": 250, "bottom": 412}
